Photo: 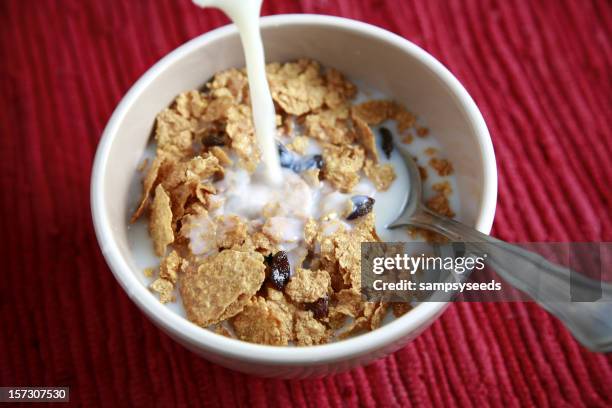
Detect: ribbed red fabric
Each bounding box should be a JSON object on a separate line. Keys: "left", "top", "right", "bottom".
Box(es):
{"left": 1, "top": 0, "right": 610, "bottom": 406}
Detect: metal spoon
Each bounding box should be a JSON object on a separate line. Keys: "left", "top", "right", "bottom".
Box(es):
{"left": 387, "top": 148, "right": 612, "bottom": 352}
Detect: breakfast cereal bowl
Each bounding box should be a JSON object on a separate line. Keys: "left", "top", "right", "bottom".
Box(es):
{"left": 91, "top": 14, "right": 497, "bottom": 378}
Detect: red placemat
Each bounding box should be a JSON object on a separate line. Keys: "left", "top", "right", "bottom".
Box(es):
{"left": 1, "top": 0, "right": 611, "bottom": 406}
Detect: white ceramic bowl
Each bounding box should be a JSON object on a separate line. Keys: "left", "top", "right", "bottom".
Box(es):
{"left": 91, "top": 14, "right": 497, "bottom": 378}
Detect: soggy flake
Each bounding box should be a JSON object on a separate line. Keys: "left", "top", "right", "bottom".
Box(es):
{"left": 304, "top": 107, "right": 353, "bottom": 145}
{"left": 266, "top": 286, "right": 286, "bottom": 303}
{"left": 325, "top": 213, "right": 378, "bottom": 290}
{"left": 208, "top": 68, "right": 249, "bottom": 103}
{"left": 195, "top": 182, "right": 216, "bottom": 207}
{"left": 266, "top": 287, "right": 297, "bottom": 316}
{"left": 132, "top": 156, "right": 164, "bottom": 222}
{"left": 294, "top": 310, "right": 329, "bottom": 346}
{"left": 351, "top": 100, "right": 395, "bottom": 125}
{"left": 186, "top": 153, "right": 223, "bottom": 181}
{"left": 262, "top": 201, "right": 282, "bottom": 219}
{"left": 209, "top": 146, "right": 233, "bottom": 167}
{"left": 249, "top": 232, "right": 277, "bottom": 256}
{"left": 175, "top": 90, "right": 208, "bottom": 118}
{"left": 369, "top": 302, "right": 388, "bottom": 330}
{"left": 363, "top": 159, "right": 396, "bottom": 191}
{"left": 215, "top": 214, "right": 248, "bottom": 249}
{"left": 179, "top": 249, "right": 266, "bottom": 327}
{"left": 232, "top": 296, "right": 293, "bottom": 345}
{"left": 287, "top": 135, "right": 309, "bottom": 155}
{"left": 432, "top": 181, "right": 453, "bottom": 196}
{"left": 352, "top": 114, "right": 379, "bottom": 163}
{"left": 324, "top": 68, "right": 357, "bottom": 109}
{"left": 426, "top": 193, "right": 455, "bottom": 218}
{"left": 335, "top": 235, "right": 362, "bottom": 289}
{"left": 416, "top": 126, "right": 429, "bottom": 137}
{"left": 429, "top": 157, "right": 454, "bottom": 176}
{"left": 155, "top": 108, "right": 194, "bottom": 158}
{"left": 424, "top": 147, "right": 438, "bottom": 156}
{"left": 168, "top": 180, "right": 197, "bottom": 223}
{"left": 157, "top": 158, "right": 188, "bottom": 192}
{"left": 393, "top": 104, "right": 416, "bottom": 132}
{"left": 402, "top": 133, "right": 414, "bottom": 144}
{"left": 303, "top": 218, "right": 319, "bottom": 248}
{"left": 268, "top": 59, "right": 327, "bottom": 115}
{"left": 332, "top": 289, "right": 363, "bottom": 318}
{"left": 150, "top": 184, "right": 174, "bottom": 256}
{"left": 263, "top": 216, "right": 303, "bottom": 244}
{"left": 202, "top": 97, "right": 234, "bottom": 122}
{"left": 143, "top": 267, "right": 154, "bottom": 278}
{"left": 179, "top": 210, "right": 217, "bottom": 255}
{"left": 322, "top": 144, "right": 365, "bottom": 192}
{"left": 205, "top": 193, "right": 224, "bottom": 212}
{"left": 226, "top": 104, "right": 260, "bottom": 172}
{"left": 285, "top": 268, "right": 331, "bottom": 303}
{"left": 150, "top": 278, "right": 175, "bottom": 304}
{"left": 159, "top": 250, "right": 181, "bottom": 284}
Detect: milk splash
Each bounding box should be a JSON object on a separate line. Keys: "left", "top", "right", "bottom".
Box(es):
{"left": 193, "top": 0, "right": 282, "bottom": 184}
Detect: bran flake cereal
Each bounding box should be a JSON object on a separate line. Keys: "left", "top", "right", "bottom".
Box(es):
{"left": 131, "top": 59, "right": 457, "bottom": 346}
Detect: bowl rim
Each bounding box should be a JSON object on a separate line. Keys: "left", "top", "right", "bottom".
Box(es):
{"left": 91, "top": 13, "right": 497, "bottom": 366}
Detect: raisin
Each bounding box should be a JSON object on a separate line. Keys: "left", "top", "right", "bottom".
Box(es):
{"left": 379, "top": 127, "right": 394, "bottom": 159}
{"left": 292, "top": 154, "right": 323, "bottom": 172}
{"left": 277, "top": 142, "right": 323, "bottom": 173}
{"left": 306, "top": 297, "right": 329, "bottom": 319}
{"left": 267, "top": 251, "right": 290, "bottom": 290}
{"left": 346, "top": 195, "right": 375, "bottom": 220}
{"left": 202, "top": 132, "right": 228, "bottom": 146}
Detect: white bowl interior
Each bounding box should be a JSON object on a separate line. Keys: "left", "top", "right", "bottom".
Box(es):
{"left": 93, "top": 15, "right": 496, "bottom": 376}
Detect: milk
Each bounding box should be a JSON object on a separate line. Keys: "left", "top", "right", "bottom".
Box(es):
{"left": 193, "top": 0, "right": 282, "bottom": 184}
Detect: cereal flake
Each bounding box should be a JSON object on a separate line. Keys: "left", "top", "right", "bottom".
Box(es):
{"left": 232, "top": 296, "right": 293, "bottom": 345}
{"left": 294, "top": 310, "right": 329, "bottom": 346}
{"left": 352, "top": 114, "right": 379, "bottom": 163}
{"left": 226, "top": 104, "right": 260, "bottom": 172}
{"left": 268, "top": 59, "right": 327, "bottom": 116}
{"left": 159, "top": 250, "right": 181, "bottom": 284}
{"left": 179, "top": 249, "right": 266, "bottom": 327}
{"left": 304, "top": 107, "right": 353, "bottom": 145}
{"left": 150, "top": 184, "right": 174, "bottom": 256}
{"left": 285, "top": 268, "right": 331, "bottom": 303}
{"left": 363, "top": 159, "right": 396, "bottom": 191}
{"left": 150, "top": 278, "right": 175, "bottom": 304}
{"left": 155, "top": 108, "right": 194, "bottom": 158}
{"left": 429, "top": 157, "right": 454, "bottom": 176}
{"left": 322, "top": 144, "right": 365, "bottom": 192}
{"left": 351, "top": 100, "right": 395, "bottom": 125}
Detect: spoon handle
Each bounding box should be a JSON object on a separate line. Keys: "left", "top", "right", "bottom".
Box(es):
{"left": 410, "top": 207, "right": 612, "bottom": 353}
